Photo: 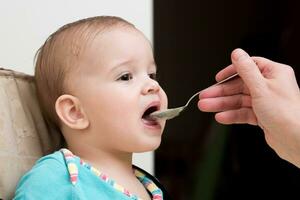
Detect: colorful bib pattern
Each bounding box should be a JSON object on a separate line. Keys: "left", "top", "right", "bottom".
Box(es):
{"left": 61, "top": 148, "right": 163, "bottom": 200}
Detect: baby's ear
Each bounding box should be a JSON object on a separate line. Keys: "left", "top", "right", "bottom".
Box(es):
{"left": 55, "top": 94, "right": 89, "bottom": 130}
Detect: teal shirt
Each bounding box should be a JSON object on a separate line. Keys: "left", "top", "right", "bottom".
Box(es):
{"left": 13, "top": 150, "right": 164, "bottom": 200}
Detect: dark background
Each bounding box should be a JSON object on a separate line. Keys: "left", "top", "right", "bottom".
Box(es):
{"left": 153, "top": 0, "right": 300, "bottom": 199}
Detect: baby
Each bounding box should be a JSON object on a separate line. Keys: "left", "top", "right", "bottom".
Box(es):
{"left": 14, "top": 16, "right": 168, "bottom": 200}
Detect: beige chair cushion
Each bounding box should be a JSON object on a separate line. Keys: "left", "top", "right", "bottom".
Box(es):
{"left": 0, "top": 68, "right": 62, "bottom": 200}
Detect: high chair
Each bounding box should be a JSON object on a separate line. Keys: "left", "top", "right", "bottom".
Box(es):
{"left": 0, "top": 68, "right": 62, "bottom": 200}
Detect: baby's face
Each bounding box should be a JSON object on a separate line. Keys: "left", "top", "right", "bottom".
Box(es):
{"left": 70, "top": 28, "right": 168, "bottom": 153}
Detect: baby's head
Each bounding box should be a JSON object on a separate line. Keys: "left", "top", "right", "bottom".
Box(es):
{"left": 35, "top": 16, "right": 168, "bottom": 153}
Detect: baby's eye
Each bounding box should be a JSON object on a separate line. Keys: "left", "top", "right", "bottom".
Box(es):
{"left": 118, "top": 73, "right": 133, "bottom": 81}
{"left": 148, "top": 73, "right": 157, "bottom": 80}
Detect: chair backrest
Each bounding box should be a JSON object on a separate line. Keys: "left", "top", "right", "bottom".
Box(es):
{"left": 0, "top": 68, "right": 62, "bottom": 200}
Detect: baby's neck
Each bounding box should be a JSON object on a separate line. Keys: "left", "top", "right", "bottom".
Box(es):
{"left": 68, "top": 145, "right": 151, "bottom": 200}
{"left": 69, "top": 145, "right": 134, "bottom": 178}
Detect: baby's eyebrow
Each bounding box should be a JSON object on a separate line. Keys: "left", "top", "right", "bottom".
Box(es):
{"left": 114, "top": 59, "right": 133, "bottom": 68}
{"left": 110, "top": 59, "right": 133, "bottom": 73}
{"left": 111, "top": 60, "right": 157, "bottom": 72}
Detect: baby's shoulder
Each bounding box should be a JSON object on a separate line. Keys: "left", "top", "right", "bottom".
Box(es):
{"left": 27, "top": 151, "right": 67, "bottom": 176}
{"left": 14, "top": 151, "right": 74, "bottom": 199}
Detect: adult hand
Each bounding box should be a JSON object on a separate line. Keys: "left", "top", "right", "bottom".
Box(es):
{"left": 198, "top": 48, "right": 300, "bottom": 167}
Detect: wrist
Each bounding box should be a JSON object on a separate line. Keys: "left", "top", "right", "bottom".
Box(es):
{"left": 281, "top": 111, "right": 300, "bottom": 168}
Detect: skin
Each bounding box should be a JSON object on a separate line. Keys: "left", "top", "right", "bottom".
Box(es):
{"left": 198, "top": 48, "right": 300, "bottom": 168}
{"left": 55, "top": 27, "right": 168, "bottom": 199}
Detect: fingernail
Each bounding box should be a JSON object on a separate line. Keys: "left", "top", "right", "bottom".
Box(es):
{"left": 232, "top": 48, "right": 250, "bottom": 62}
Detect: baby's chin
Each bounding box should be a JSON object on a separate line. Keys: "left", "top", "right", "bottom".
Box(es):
{"left": 132, "top": 138, "right": 162, "bottom": 153}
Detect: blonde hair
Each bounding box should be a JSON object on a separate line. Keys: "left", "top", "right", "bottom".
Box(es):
{"left": 34, "top": 16, "right": 134, "bottom": 129}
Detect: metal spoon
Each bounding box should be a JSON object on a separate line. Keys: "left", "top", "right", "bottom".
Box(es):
{"left": 149, "top": 73, "right": 239, "bottom": 120}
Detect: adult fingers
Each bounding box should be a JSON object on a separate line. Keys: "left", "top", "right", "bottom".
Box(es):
{"left": 199, "top": 78, "right": 250, "bottom": 99}
{"left": 231, "top": 49, "right": 266, "bottom": 97}
{"left": 215, "top": 108, "right": 258, "bottom": 125}
{"left": 198, "top": 94, "right": 252, "bottom": 112}
{"left": 216, "top": 55, "right": 276, "bottom": 82}
{"left": 215, "top": 64, "right": 236, "bottom": 82}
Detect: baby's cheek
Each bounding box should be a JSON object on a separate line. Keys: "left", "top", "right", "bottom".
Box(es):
{"left": 116, "top": 101, "right": 136, "bottom": 116}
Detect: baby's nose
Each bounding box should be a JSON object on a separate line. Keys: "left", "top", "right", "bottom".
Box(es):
{"left": 142, "top": 79, "right": 160, "bottom": 95}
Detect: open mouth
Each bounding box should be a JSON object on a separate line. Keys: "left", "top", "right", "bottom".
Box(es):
{"left": 142, "top": 105, "right": 160, "bottom": 126}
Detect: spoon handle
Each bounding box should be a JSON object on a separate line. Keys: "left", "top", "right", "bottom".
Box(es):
{"left": 149, "top": 73, "right": 240, "bottom": 120}
{"left": 185, "top": 73, "right": 239, "bottom": 107}
{"left": 213, "top": 73, "right": 239, "bottom": 86}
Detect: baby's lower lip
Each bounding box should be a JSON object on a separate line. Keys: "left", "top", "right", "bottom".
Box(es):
{"left": 141, "top": 118, "right": 161, "bottom": 129}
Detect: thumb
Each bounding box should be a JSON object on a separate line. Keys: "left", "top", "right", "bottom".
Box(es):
{"left": 231, "top": 48, "right": 265, "bottom": 97}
